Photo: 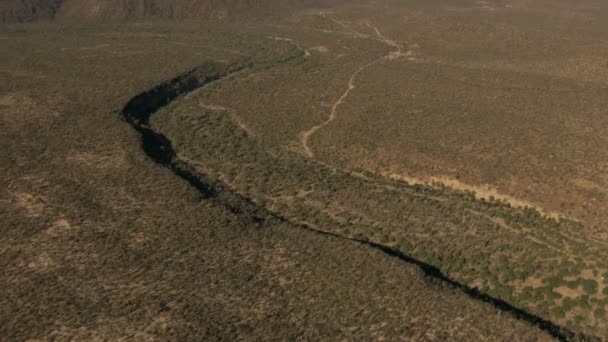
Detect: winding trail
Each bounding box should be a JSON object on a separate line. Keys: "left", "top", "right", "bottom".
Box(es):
{"left": 370, "top": 25, "right": 403, "bottom": 60}
{"left": 301, "top": 60, "right": 379, "bottom": 157}
{"left": 300, "top": 19, "right": 406, "bottom": 158}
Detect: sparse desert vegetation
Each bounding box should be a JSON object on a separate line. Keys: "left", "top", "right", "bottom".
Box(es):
{"left": 2, "top": 0, "right": 608, "bottom": 340}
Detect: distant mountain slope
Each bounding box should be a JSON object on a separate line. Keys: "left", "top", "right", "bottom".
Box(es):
{"left": 1, "top": 0, "right": 339, "bottom": 23}
{"left": 0, "top": 0, "right": 62, "bottom": 23}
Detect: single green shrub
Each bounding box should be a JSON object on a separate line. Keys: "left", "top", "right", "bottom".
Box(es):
{"left": 398, "top": 239, "right": 412, "bottom": 253}
{"left": 551, "top": 306, "right": 566, "bottom": 319}
{"left": 577, "top": 299, "right": 592, "bottom": 312}
{"left": 581, "top": 279, "right": 598, "bottom": 294}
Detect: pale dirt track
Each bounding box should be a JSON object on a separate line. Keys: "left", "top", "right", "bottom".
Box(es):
{"left": 301, "top": 16, "right": 408, "bottom": 158}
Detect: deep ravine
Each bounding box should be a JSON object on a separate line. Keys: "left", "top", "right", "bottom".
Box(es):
{"left": 120, "top": 59, "right": 587, "bottom": 342}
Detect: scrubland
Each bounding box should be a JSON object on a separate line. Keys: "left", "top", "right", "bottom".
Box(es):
{"left": 3, "top": 0, "right": 608, "bottom": 339}
{"left": 1, "top": 21, "right": 559, "bottom": 340}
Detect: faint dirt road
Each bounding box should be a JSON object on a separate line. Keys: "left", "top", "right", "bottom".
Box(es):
{"left": 301, "top": 17, "right": 410, "bottom": 158}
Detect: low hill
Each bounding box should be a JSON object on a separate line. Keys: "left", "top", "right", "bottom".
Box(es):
{"left": 0, "top": 0, "right": 62, "bottom": 23}
{"left": 0, "top": 0, "right": 341, "bottom": 23}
